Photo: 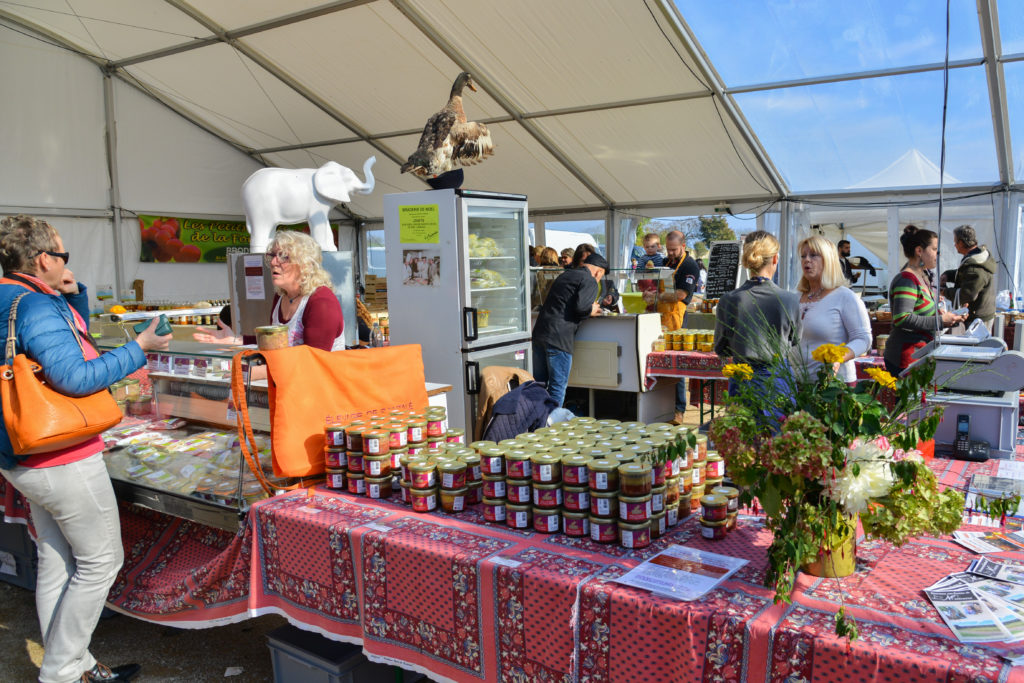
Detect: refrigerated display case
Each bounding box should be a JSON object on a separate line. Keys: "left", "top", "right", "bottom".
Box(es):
{"left": 384, "top": 189, "right": 531, "bottom": 434}
{"left": 98, "top": 340, "right": 271, "bottom": 531}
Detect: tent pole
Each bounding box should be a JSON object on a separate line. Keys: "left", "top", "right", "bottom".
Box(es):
{"left": 102, "top": 72, "right": 125, "bottom": 304}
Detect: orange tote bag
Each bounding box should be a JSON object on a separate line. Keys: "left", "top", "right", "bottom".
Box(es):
{"left": 232, "top": 344, "right": 428, "bottom": 492}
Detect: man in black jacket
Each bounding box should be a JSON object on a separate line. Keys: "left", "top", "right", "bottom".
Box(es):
{"left": 941, "top": 224, "right": 998, "bottom": 331}
{"left": 532, "top": 253, "right": 607, "bottom": 407}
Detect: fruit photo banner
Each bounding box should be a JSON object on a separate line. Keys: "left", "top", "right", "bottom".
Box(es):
{"left": 138, "top": 216, "right": 339, "bottom": 264}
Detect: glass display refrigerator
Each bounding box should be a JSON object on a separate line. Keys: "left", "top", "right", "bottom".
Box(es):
{"left": 383, "top": 189, "right": 531, "bottom": 435}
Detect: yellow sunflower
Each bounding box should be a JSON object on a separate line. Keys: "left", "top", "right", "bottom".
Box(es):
{"left": 811, "top": 343, "right": 848, "bottom": 365}
{"left": 864, "top": 367, "right": 896, "bottom": 388}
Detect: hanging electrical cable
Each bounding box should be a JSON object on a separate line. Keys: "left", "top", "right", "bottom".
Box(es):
{"left": 935, "top": 0, "right": 952, "bottom": 326}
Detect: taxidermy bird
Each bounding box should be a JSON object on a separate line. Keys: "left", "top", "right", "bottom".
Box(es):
{"left": 400, "top": 72, "right": 495, "bottom": 180}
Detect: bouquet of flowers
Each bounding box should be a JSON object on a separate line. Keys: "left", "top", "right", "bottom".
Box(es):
{"left": 710, "top": 344, "right": 964, "bottom": 638}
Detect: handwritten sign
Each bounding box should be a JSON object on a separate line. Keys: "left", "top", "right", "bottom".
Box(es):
{"left": 705, "top": 240, "right": 742, "bottom": 299}
{"left": 399, "top": 204, "right": 440, "bottom": 244}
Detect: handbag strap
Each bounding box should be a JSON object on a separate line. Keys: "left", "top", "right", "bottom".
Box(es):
{"left": 5, "top": 292, "right": 30, "bottom": 362}
{"left": 2, "top": 275, "right": 100, "bottom": 356}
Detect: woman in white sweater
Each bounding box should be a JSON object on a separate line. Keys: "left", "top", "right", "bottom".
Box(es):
{"left": 795, "top": 235, "right": 872, "bottom": 384}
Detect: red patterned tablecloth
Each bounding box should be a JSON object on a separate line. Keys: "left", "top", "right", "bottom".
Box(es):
{"left": 4, "top": 437, "right": 1006, "bottom": 683}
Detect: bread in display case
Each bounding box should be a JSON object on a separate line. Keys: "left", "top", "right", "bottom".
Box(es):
{"left": 98, "top": 340, "right": 272, "bottom": 531}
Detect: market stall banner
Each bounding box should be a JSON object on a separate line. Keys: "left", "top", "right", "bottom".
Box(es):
{"left": 137, "top": 215, "right": 337, "bottom": 263}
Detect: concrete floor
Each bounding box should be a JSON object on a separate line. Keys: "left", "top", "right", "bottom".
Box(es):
{"left": 0, "top": 580, "right": 284, "bottom": 682}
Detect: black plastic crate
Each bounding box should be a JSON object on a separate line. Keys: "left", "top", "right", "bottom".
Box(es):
{"left": 267, "top": 625, "right": 422, "bottom": 683}
{"left": 0, "top": 549, "right": 37, "bottom": 590}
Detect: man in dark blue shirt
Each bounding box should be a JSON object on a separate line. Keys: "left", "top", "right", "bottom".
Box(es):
{"left": 532, "top": 253, "right": 607, "bottom": 407}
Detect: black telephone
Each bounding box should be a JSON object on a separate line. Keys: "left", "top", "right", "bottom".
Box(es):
{"left": 954, "top": 414, "right": 971, "bottom": 458}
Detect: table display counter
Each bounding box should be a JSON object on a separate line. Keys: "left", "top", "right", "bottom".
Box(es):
{"left": 98, "top": 340, "right": 272, "bottom": 531}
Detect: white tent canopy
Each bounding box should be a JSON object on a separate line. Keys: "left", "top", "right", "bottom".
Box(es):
{"left": 0, "top": 0, "right": 1020, "bottom": 302}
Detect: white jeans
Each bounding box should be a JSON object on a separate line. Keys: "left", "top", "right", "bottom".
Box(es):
{"left": 1, "top": 452, "right": 124, "bottom": 683}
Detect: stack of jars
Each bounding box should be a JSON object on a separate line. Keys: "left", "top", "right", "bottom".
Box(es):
{"left": 687, "top": 433, "right": 709, "bottom": 515}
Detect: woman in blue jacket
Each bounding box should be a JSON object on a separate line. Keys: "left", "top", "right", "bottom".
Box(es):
{"left": 0, "top": 215, "right": 170, "bottom": 683}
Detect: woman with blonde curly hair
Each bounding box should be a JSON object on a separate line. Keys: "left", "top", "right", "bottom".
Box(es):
{"left": 795, "top": 235, "right": 871, "bottom": 383}
{"left": 195, "top": 231, "right": 344, "bottom": 351}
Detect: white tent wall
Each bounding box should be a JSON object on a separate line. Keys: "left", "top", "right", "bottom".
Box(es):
{"left": 113, "top": 78, "right": 264, "bottom": 302}
{"left": 0, "top": 25, "right": 109, "bottom": 210}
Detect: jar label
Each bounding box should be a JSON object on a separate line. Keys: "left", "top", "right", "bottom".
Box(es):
{"left": 326, "top": 431, "right": 346, "bottom": 447}
{"left": 447, "top": 434, "right": 464, "bottom": 444}
{"left": 542, "top": 515, "right": 558, "bottom": 532}
{"left": 594, "top": 472, "right": 608, "bottom": 489}
{"left": 327, "top": 474, "right": 345, "bottom": 489}
{"left": 493, "top": 481, "right": 506, "bottom": 498}
{"left": 657, "top": 517, "right": 666, "bottom": 535}
{"left": 622, "top": 530, "right": 635, "bottom": 548}
{"left": 409, "top": 427, "right": 423, "bottom": 442}
{"left": 692, "top": 468, "right": 701, "bottom": 486}
{"left": 538, "top": 464, "right": 552, "bottom": 481}
{"left": 368, "top": 484, "right": 381, "bottom": 498}
{"left": 494, "top": 506, "right": 506, "bottom": 521}
{"left": 350, "top": 479, "right": 366, "bottom": 494}
{"left": 590, "top": 524, "right": 604, "bottom": 542}
{"left": 487, "top": 457, "right": 503, "bottom": 473}
{"left": 652, "top": 492, "right": 664, "bottom": 512}
{"left": 369, "top": 460, "right": 382, "bottom": 476}
{"left": 512, "top": 511, "right": 527, "bottom": 527}
{"left": 596, "top": 497, "right": 611, "bottom": 516}
{"left": 443, "top": 472, "right": 455, "bottom": 488}
{"left": 667, "top": 507, "right": 679, "bottom": 526}
{"left": 452, "top": 496, "right": 464, "bottom": 511}
{"left": 728, "top": 497, "right": 738, "bottom": 511}
{"left": 701, "top": 524, "right": 715, "bottom": 539}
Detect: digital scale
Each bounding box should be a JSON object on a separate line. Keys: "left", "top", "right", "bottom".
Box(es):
{"left": 906, "top": 321, "right": 1024, "bottom": 460}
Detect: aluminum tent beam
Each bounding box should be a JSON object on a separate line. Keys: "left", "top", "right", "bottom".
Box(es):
{"left": 725, "top": 57, "right": 985, "bottom": 95}
{"left": 655, "top": 0, "right": 788, "bottom": 198}
{"left": 388, "top": 0, "right": 615, "bottom": 209}
{"left": 161, "top": 0, "right": 414, "bottom": 213}
{"left": 251, "top": 89, "right": 716, "bottom": 156}
{"left": 978, "top": 0, "right": 1014, "bottom": 186}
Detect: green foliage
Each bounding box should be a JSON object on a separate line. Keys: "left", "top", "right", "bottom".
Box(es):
{"left": 710, "top": 330, "right": 963, "bottom": 641}
{"left": 698, "top": 215, "right": 735, "bottom": 245}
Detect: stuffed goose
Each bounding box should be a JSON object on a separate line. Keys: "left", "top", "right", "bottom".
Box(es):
{"left": 400, "top": 72, "right": 495, "bottom": 181}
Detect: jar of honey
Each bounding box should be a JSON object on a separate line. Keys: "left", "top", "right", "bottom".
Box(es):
{"left": 617, "top": 462, "right": 652, "bottom": 496}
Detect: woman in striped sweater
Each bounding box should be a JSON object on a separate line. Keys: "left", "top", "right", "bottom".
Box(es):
{"left": 884, "top": 225, "right": 966, "bottom": 375}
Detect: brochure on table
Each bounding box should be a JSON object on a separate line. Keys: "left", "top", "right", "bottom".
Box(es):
{"left": 613, "top": 545, "right": 747, "bottom": 601}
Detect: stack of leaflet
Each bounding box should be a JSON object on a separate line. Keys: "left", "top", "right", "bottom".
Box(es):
{"left": 926, "top": 559, "right": 1024, "bottom": 658}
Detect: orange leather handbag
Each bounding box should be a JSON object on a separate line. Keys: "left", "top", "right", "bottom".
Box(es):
{"left": 0, "top": 293, "right": 122, "bottom": 455}
{"left": 231, "top": 343, "right": 428, "bottom": 494}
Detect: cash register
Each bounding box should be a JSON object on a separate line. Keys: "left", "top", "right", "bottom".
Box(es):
{"left": 905, "top": 319, "right": 1024, "bottom": 460}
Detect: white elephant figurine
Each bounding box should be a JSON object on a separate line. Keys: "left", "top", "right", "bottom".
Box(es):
{"left": 242, "top": 156, "right": 376, "bottom": 253}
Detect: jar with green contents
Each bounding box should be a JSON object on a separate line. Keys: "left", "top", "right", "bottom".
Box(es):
{"left": 617, "top": 462, "right": 652, "bottom": 496}
{"left": 561, "top": 454, "right": 592, "bottom": 485}
{"left": 531, "top": 453, "right": 562, "bottom": 484}
{"left": 587, "top": 459, "right": 619, "bottom": 492}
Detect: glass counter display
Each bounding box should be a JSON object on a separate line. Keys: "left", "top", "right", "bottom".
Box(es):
{"left": 98, "top": 339, "right": 271, "bottom": 531}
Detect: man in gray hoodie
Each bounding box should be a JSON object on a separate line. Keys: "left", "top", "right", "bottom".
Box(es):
{"left": 941, "top": 224, "right": 997, "bottom": 331}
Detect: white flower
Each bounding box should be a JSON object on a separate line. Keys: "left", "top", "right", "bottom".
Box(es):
{"left": 821, "top": 441, "right": 896, "bottom": 514}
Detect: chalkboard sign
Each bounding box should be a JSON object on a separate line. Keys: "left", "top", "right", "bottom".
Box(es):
{"left": 705, "top": 240, "right": 742, "bottom": 299}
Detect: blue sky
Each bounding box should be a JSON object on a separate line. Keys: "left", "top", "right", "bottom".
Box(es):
{"left": 674, "top": 0, "right": 1015, "bottom": 191}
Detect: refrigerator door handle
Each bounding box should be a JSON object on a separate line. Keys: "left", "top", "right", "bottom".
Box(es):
{"left": 465, "top": 360, "right": 481, "bottom": 394}
{"left": 463, "top": 307, "right": 478, "bottom": 342}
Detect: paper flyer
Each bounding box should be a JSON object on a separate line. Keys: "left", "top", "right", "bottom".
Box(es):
{"left": 613, "top": 545, "right": 747, "bottom": 601}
